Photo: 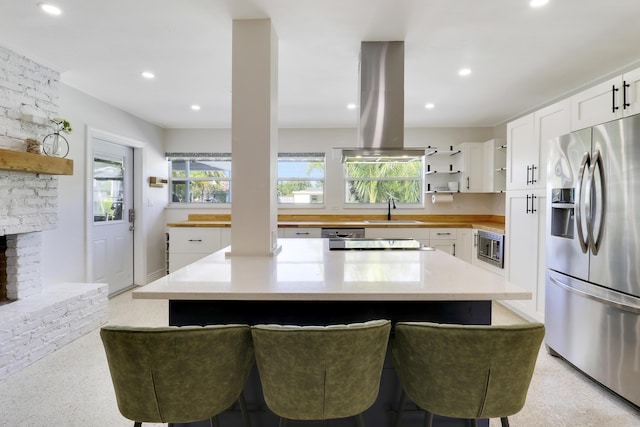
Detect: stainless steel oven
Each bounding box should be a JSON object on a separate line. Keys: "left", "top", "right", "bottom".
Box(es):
{"left": 476, "top": 230, "right": 504, "bottom": 268}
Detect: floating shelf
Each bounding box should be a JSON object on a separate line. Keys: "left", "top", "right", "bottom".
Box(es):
{"left": 425, "top": 170, "right": 461, "bottom": 175}
{"left": 0, "top": 148, "right": 73, "bottom": 175}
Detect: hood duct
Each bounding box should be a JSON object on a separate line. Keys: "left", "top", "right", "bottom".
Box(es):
{"left": 342, "top": 41, "right": 425, "bottom": 162}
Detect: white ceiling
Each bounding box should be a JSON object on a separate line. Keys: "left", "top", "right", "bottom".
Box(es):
{"left": 3, "top": 0, "right": 640, "bottom": 129}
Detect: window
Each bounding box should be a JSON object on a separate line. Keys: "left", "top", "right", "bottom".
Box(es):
{"left": 344, "top": 157, "right": 423, "bottom": 205}
{"left": 168, "top": 153, "right": 231, "bottom": 204}
{"left": 93, "top": 157, "right": 124, "bottom": 221}
{"left": 277, "top": 153, "right": 325, "bottom": 205}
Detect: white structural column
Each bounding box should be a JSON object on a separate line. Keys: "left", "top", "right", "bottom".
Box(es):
{"left": 230, "top": 19, "right": 279, "bottom": 256}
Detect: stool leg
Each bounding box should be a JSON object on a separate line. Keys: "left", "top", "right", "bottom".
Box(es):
{"left": 355, "top": 413, "right": 365, "bottom": 427}
{"left": 470, "top": 420, "right": 477, "bottom": 427}
{"left": 238, "top": 392, "right": 251, "bottom": 427}
{"left": 279, "top": 417, "right": 288, "bottom": 427}
{"left": 500, "top": 417, "right": 510, "bottom": 427}
{"left": 134, "top": 423, "right": 142, "bottom": 427}
{"left": 424, "top": 411, "right": 433, "bottom": 427}
{"left": 394, "top": 389, "right": 407, "bottom": 427}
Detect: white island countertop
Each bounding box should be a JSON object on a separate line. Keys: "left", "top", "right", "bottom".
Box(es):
{"left": 133, "top": 238, "right": 530, "bottom": 302}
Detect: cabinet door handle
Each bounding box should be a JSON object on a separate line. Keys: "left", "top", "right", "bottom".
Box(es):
{"left": 452, "top": 243, "right": 456, "bottom": 257}
{"left": 466, "top": 176, "right": 470, "bottom": 190}
{"left": 623, "top": 80, "right": 631, "bottom": 109}
{"left": 531, "top": 194, "right": 537, "bottom": 214}
{"left": 526, "top": 194, "right": 531, "bottom": 214}
{"left": 612, "top": 84, "right": 620, "bottom": 113}
{"left": 531, "top": 164, "right": 537, "bottom": 184}
{"left": 526, "top": 165, "right": 531, "bottom": 185}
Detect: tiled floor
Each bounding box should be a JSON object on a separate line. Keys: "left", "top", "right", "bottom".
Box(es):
{"left": 0, "top": 291, "right": 638, "bottom": 426}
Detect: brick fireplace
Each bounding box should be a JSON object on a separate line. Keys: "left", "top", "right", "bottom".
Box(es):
{"left": 0, "top": 45, "right": 108, "bottom": 380}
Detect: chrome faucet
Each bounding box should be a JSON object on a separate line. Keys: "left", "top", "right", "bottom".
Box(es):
{"left": 387, "top": 197, "right": 396, "bottom": 221}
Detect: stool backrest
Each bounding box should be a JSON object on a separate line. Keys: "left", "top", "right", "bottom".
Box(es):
{"left": 251, "top": 319, "right": 391, "bottom": 420}
{"left": 100, "top": 325, "right": 254, "bottom": 423}
{"left": 392, "top": 322, "right": 545, "bottom": 419}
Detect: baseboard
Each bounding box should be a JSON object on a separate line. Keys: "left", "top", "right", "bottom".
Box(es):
{"left": 146, "top": 268, "right": 166, "bottom": 284}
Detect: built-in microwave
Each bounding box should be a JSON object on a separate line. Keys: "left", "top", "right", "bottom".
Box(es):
{"left": 476, "top": 230, "right": 504, "bottom": 268}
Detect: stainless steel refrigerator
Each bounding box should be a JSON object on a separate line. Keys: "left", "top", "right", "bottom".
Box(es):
{"left": 546, "top": 114, "right": 640, "bottom": 407}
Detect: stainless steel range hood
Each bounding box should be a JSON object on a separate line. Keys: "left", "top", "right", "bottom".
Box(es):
{"left": 342, "top": 41, "right": 425, "bottom": 162}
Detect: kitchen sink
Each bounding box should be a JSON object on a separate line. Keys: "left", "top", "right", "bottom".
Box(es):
{"left": 363, "top": 220, "right": 424, "bottom": 224}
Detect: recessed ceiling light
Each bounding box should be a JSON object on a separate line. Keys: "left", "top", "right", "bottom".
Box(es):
{"left": 530, "top": 0, "right": 549, "bottom": 7}
{"left": 39, "top": 3, "right": 61, "bottom": 15}
{"left": 425, "top": 103, "right": 435, "bottom": 109}
{"left": 141, "top": 71, "right": 155, "bottom": 79}
{"left": 191, "top": 105, "right": 201, "bottom": 111}
{"left": 347, "top": 103, "right": 357, "bottom": 110}
{"left": 458, "top": 68, "right": 472, "bottom": 76}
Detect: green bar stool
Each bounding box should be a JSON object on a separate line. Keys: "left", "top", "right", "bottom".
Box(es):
{"left": 392, "top": 322, "right": 545, "bottom": 427}
{"left": 100, "top": 325, "right": 254, "bottom": 427}
{"left": 251, "top": 319, "right": 391, "bottom": 427}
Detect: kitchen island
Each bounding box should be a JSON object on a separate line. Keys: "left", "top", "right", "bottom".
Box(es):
{"left": 133, "top": 238, "right": 530, "bottom": 427}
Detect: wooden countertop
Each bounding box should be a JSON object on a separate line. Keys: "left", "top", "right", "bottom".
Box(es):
{"left": 167, "top": 214, "right": 506, "bottom": 234}
{"left": 133, "top": 238, "right": 527, "bottom": 301}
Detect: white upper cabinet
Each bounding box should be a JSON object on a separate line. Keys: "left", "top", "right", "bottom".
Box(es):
{"left": 458, "top": 142, "right": 485, "bottom": 192}
{"left": 571, "top": 67, "right": 640, "bottom": 131}
{"left": 506, "top": 99, "right": 570, "bottom": 191}
{"left": 506, "top": 114, "right": 535, "bottom": 191}
{"left": 533, "top": 99, "right": 571, "bottom": 190}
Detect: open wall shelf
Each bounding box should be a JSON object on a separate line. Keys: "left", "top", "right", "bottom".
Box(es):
{"left": 0, "top": 148, "right": 73, "bottom": 175}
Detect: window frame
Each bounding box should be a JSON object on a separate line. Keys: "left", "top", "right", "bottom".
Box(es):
{"left": 167, "top": 153, "right": 232, "bottom": 206}
{"left": 343, "top": 157, "right": 425, "bottom": 208}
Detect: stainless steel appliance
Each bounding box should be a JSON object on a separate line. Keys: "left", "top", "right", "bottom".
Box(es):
{"left": 320, "top": 228, "right": 365, "bottom": 238}
{"left": 476, "top": 230, "right": 504, "bottom": 268}
{"left": 546, "top": 114, "right": 640, "bottom": 407}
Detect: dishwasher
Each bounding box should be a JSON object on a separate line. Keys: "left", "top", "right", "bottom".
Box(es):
{"left": 320, "top": 228, "right": 365, "bottom": 238}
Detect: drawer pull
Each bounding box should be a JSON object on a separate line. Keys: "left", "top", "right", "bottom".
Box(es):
{"left": 436, "top": 232, "right": 451, "bottom": 236}
{"left": 188, "top": 239, "right": 203, "bottom": 242}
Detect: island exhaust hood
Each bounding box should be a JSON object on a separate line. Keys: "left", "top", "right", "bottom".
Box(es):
{"left": 342, "top": 41, "right": 425, "bottom": 162}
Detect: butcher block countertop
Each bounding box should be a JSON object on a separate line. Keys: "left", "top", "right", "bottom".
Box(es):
{"left": 167, "top": 214, "right": 505, "bottom": 234}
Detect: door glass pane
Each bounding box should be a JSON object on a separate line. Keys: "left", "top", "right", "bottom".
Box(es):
{"left": 93, "top": 157, "right": 124, "bottom": 222}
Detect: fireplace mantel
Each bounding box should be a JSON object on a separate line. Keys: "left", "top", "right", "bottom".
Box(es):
{"left": 0, "top": 148, "right": 73, "bottom": 175}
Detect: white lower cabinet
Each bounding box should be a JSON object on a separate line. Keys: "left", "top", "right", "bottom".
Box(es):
{"left": 428, "top": 228, "right": 457, "bottom": 256}
{"left": 366, "top": 228, "right": 472, "bottom": 260}
{"left": 503, "top": 190, "right": 546, "bottom": 322}
{"left": 455, "top": 229, "right": 473, "bottom": 263}
{"left": 168, "top": 227, "right": 231, "bottom": 272}
{"left": 282, "top": 228, "right": 322, "bottom": 238}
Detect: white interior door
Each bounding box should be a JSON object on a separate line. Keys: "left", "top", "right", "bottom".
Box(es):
{"left": 91, "top": 139, "right": 134, "bottom": 295}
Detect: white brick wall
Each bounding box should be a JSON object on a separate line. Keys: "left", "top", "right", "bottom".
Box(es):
{"left": 0, "top": 46, "right": 59, "bottom": 150}
{"left": 0, "top": 45, "right": 108, "bottom": 381}
{"left": 0, "top": 45, "right": 61, "bottom": 237}
{"left": 5, "top": 232, "right": 42, "bottom": 299}
{"left": 0, "top": 283, "right": 109, "bottom": 380}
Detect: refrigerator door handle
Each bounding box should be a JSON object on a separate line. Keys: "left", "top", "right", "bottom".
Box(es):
{"left": 587, "top": 150, "right": 606, "bottom": 255}
{"left": 576, "top": 152, "right": 590, "bottom": 253}
{"left": 549, "top": 273, "right": 640, "bottom": 314}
